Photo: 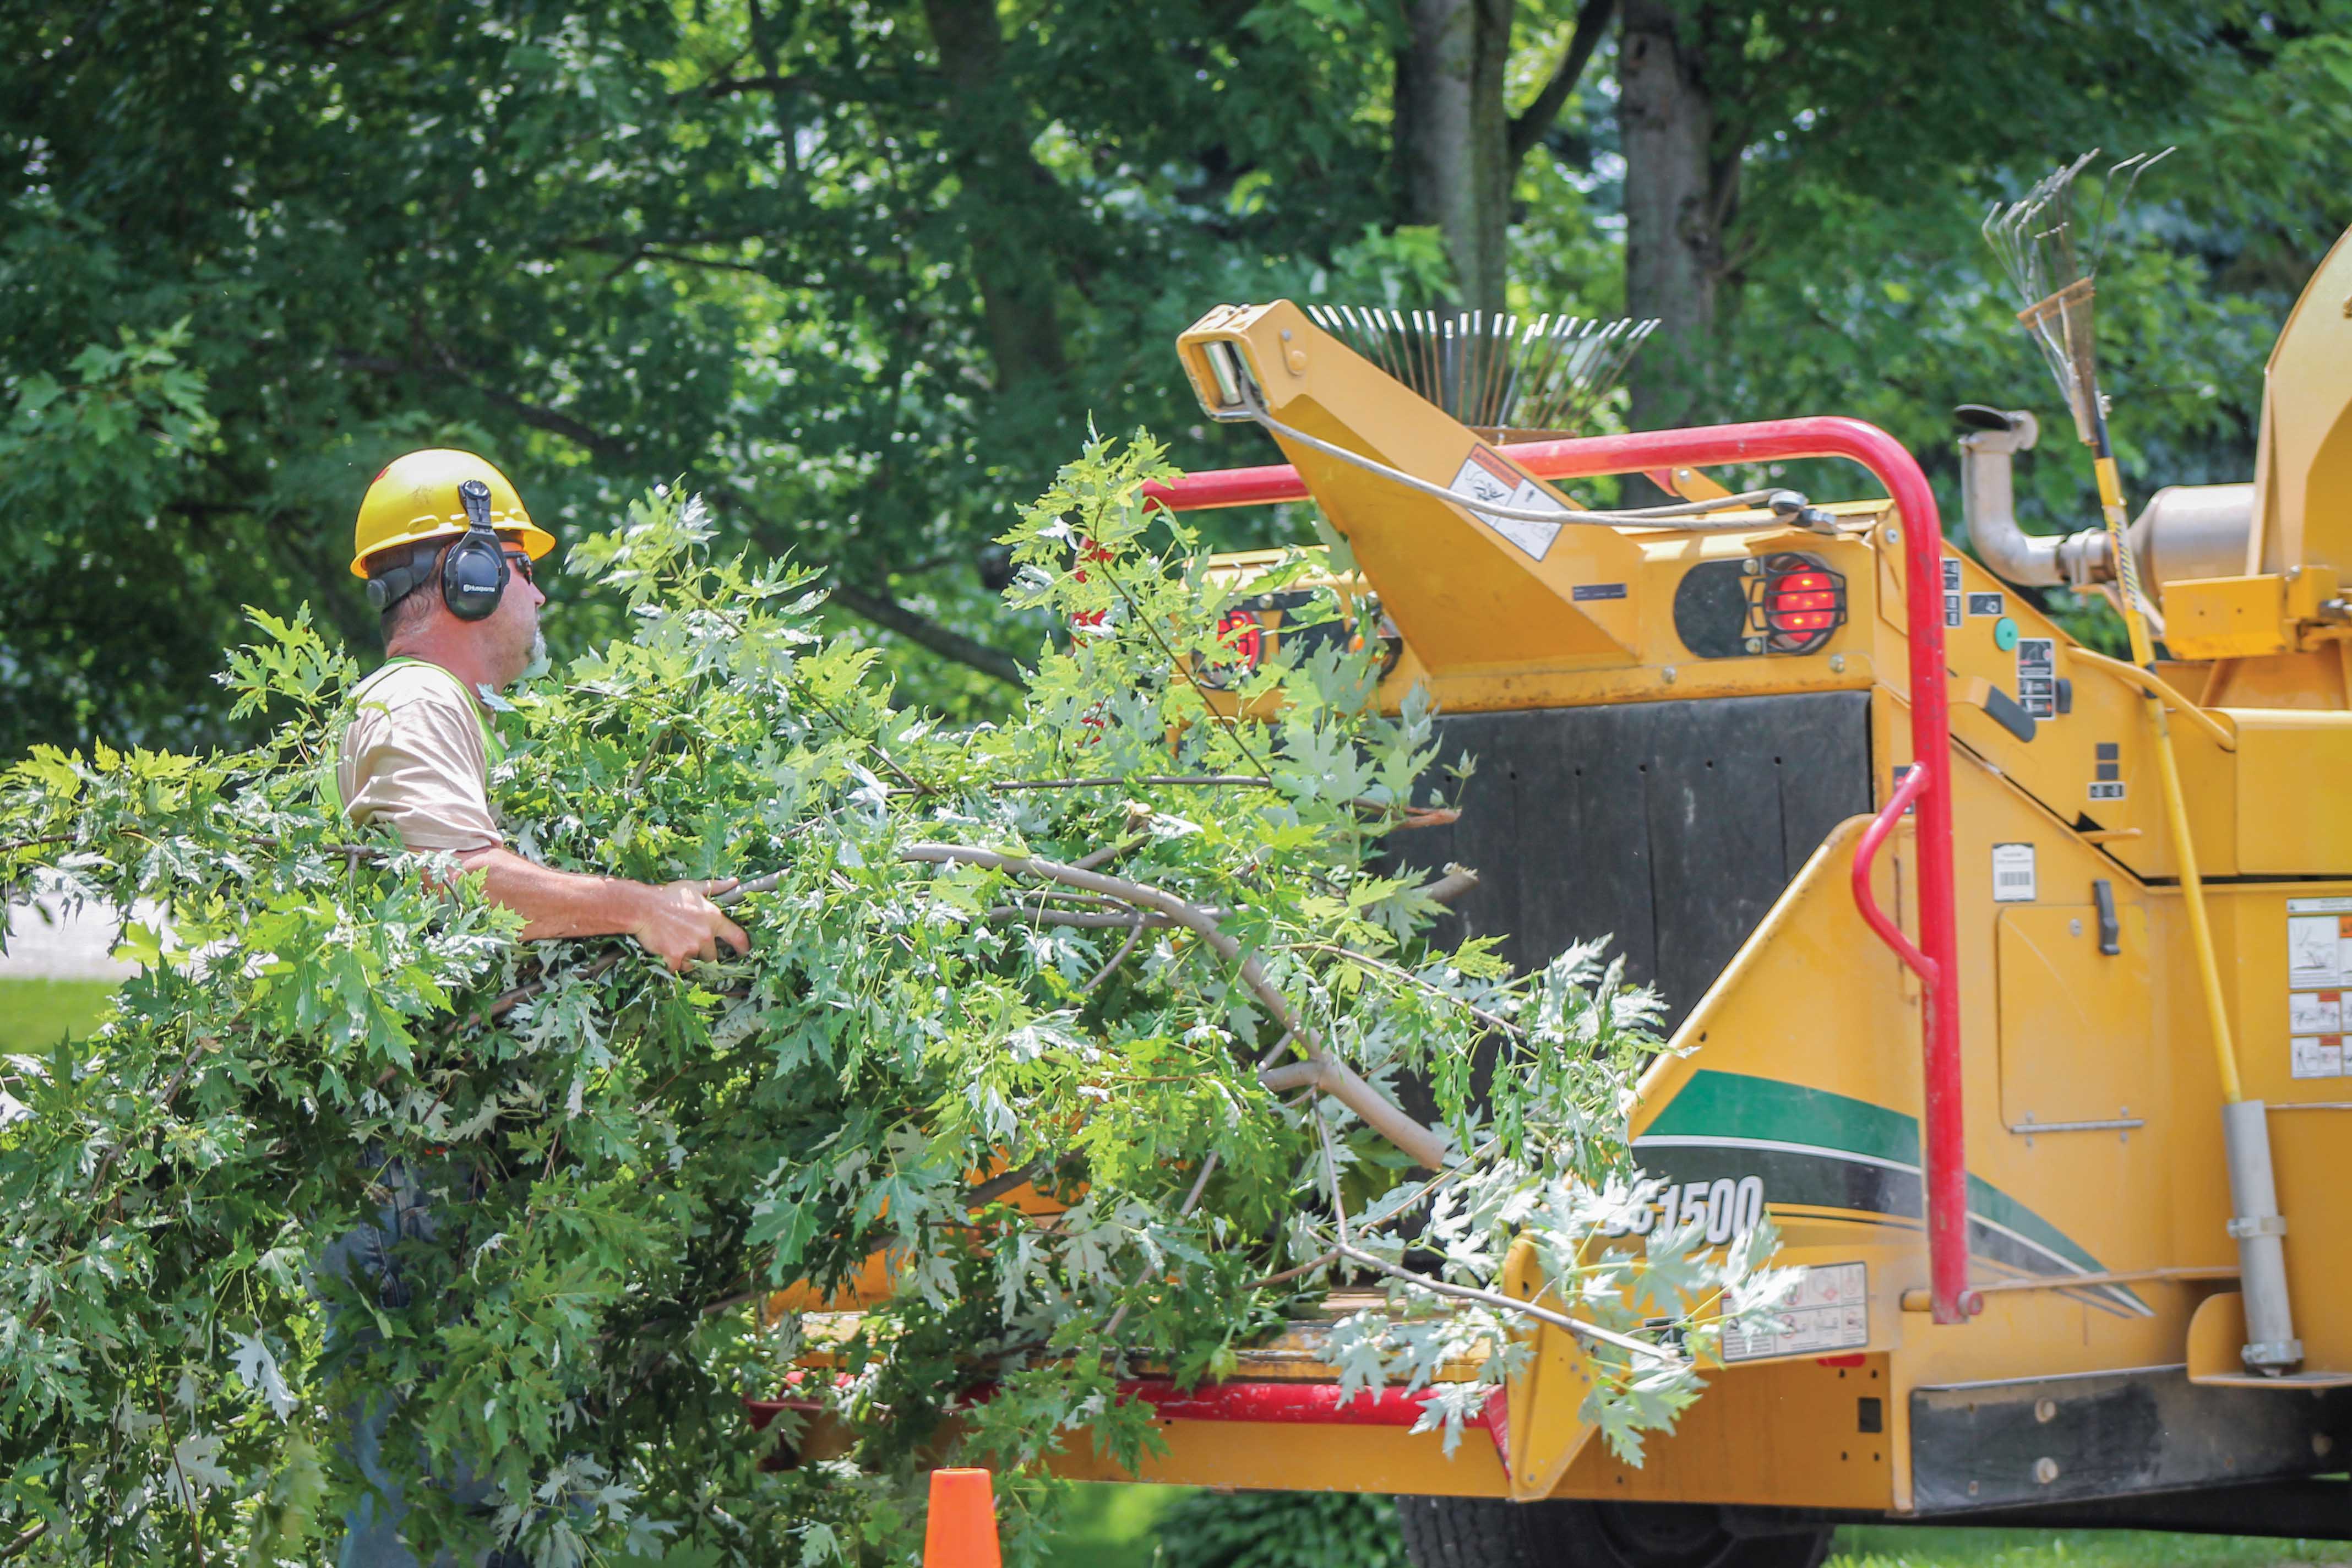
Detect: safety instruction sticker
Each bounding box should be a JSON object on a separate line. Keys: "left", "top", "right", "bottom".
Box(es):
{"left": 1968, "top": 591, "right": 2006, "bottom": 618}
{"left": 1942, "top": 558, "right": 1963, "bottom": 628}
{"left": 1992, "top": 842, "right": 2038, "bottom": 903}
{"left": 2293, "top": 1036, "right": 2346, "bottom": 1079}
{"left": 2286, "top": 899, "right": 2352, "bottom": 1077}
{"left": 2017, "top": 638, "right": 2057, "bottom": 720}
{"left": 1449, "top": 447, "right": 1565, "bottom": 561}
{"left": 1723, "top": 1261, "right": 1868, "bottom": 1363}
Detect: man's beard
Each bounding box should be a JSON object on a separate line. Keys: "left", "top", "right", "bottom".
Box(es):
{"left": 519, "top": 629, "right": 551, "bottom": 683}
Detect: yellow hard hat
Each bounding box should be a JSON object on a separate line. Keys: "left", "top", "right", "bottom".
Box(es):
{"left": 350, "top": 448, "right": 557, "bottom": 578}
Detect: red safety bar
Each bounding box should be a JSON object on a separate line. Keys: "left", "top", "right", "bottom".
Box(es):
{"left": 1148, "top": 419, "right": 1970, "bottom": 1325}
{"left": 747, "top": 1378, "right": 1515, "bottom": 1469}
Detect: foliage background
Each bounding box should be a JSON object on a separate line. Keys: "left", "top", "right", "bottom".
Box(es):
{"left": 6, "top": 0, "right": 2351, "bottom": 755}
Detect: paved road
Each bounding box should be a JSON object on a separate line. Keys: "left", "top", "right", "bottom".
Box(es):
{"left": 1, "top": 883, "right": 146, "bottom": 980}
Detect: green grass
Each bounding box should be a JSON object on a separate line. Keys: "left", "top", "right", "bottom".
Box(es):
{"left": 1031, "top": 1489, "right": 2352, "bottom": 1568}
{"left": 1827, "top": 1528, "right": 2351, "bottom": 1566}
{"left": 0, "top": 978, "right": 117, "bottom": 1050}
{"left": 1041, "top": 1483, "right": 1191, "bottom": 1567}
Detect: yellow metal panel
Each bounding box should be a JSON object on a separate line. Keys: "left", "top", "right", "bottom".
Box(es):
{"left": 1554, "top": 1356, "right": 1895, "bottom": 1509}
{"left": 2229, "top": 711, "right": 2352, "bottom": 874}
{"left": 2201, "top": 649, "right": 2350, "bottom": 710}
{"left": 1500, "top": 1239, "right": 1598, "bottom": 1500}
{"left": 1996, "top": 905, "right": 2152, "bottom": 1130}
{"left": 2164, "top": 575, "right": 2291, "bottom": 660}
{"left": 1871, "top": 530, "right": 2240, "bottom": 882}
{"left": 2197, "top": 879, "right": 2352, "bottom": 1374}
{"left": 1178, "top": 303, "right": 1642, "bottom": 671}
{"left": 2250, "top": 223, "right": 2352, "bottom": 576}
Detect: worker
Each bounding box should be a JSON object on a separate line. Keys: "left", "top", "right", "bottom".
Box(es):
{"left": 336, "top": 447, "right": 748, "bottom": 968}
{"left": 328, "top": 448, "right": 748, "bottom": 1566}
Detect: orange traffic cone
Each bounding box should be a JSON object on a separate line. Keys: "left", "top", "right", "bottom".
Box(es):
{"left": 922, "top": 1468, "right": 1003, "bottom": 1568}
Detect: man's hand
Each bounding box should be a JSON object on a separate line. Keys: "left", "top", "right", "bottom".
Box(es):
{"left": 628, "top": 878, "right": 753, "bottom": 972}
{"left": 455, "top": 847, "right": 754, "bottom": 970}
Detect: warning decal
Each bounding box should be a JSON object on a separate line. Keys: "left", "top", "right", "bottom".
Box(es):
{"left": 2017, "top": 637, "right": 2056, "bottom": 720}
{"left": 1943, "top": 558, "right": 1963, "bottom": 628}
{"left": 1723, "top": 1261, "right": 1869, "bottom": 1363}
{"left": 1448, "top": 446, "right": 1567, "bottom": 561}
{"left": 1968, "top": 591, "right": 2006, "bottom": 618}
{"left": 2286, "top": 899, "right": 2352, "bottom": 1079}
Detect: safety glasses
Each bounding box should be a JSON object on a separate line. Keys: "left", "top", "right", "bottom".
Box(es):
{"left": 502, "top": 548, "right": 536, "bottom": 585}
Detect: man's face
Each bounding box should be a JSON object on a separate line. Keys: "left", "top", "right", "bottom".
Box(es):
{"left": 480, "top": 537, "right": 547, "bottom": 687}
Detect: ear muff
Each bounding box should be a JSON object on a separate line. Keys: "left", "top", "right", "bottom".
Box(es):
{"left": 439, "top": 478, "right": 510, "bottom": 622}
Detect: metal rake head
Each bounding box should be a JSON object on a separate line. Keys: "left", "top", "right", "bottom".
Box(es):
{"left": 1982, "top": 148, "right": 2171, "bottom": 443}
{"left": 1302, "top": 306, "right": 1658, "bottom": 437}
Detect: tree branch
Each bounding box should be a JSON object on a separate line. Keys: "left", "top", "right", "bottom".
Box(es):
{"left": 901, "top": 843, "right": 1449, "bottom": 1169}
{"left": 824, "top": 580, "right": 1026, "bottom": 687}
{"left": 334, "top": 350, "right": 628, "bottom": 460}
{"left": 683, "top": 70, "right": 939, "bottom": 103}
{"left": 1315, "top": 1121, "right": 1674, "bottom": 1366}
{"left": 1289, "top": 941, "right": 1522, "bottom": 1038}
{"left": 1508, "top": 0, "right": 1618, "bottom": 166}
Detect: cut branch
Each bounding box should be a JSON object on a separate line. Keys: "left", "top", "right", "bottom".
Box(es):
{"left": 902, "top": 842, "right": 1448, "bottom": 1168}
{"left": 1334, "top": 1240, "right": 1677, "bottom": 1364}
{"left": 1315, "top": 1121, "right": 1673, "bottom": 1366}
{"left": 1289, "top": 941, "right": 1522, "bottom": 1038}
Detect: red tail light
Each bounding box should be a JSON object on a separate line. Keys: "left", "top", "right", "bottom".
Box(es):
{"left": 1195, "top": 607, "right": 1266, "bottom": 689}
{"left": 1752, "top": 552, "right": 1847, "bottom": 655}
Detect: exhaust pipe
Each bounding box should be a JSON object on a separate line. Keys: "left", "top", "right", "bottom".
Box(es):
{"left": 1957, "top": 406, "right": 2106, "bottom": 587}
{"left": 1957, "top": 405, "right": 2255, "bottom": 599}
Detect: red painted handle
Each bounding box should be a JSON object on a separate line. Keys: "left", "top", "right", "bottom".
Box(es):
{"left": 1852, "top": 762, "right": 1938, "bottom": 987}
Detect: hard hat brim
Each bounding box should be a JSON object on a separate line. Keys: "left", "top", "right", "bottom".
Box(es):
{"left": 350, "top": 521, "right": 558, "bottom": 579}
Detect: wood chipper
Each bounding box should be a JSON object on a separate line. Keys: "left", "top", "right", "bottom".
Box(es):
{"left": 884, "top": 205, "right": 2352, "bottom": 1565}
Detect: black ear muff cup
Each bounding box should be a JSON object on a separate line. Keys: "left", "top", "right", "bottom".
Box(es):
{"left": 440, "top": 478, "right": 510, "bottom": 622}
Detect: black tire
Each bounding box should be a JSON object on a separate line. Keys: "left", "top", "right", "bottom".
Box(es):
{"left": 1393, "top": 1497, "right": 1832, "bottom": 1568}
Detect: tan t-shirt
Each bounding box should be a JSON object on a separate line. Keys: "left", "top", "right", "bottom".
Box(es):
{"left": 335, "top": 662, "right": 504, "bottom": 853}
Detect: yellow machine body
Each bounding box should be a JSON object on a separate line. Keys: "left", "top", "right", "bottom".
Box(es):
{"left": 787, "top": 237, "right": 2352, "bottom": 1522}
{"left": 1053, "top": 238, "right": 2352, "bottom": 1515}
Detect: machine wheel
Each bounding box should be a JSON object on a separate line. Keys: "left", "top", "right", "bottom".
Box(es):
{"left": 1392, "top": 1497, "right": 1832, "bottom": 1568}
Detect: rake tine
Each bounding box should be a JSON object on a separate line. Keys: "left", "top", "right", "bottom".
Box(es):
{"left": 1488, "top": 313, "right": 1526, "bottom": 428}
{"left": 1489, "top": 313, "right": 1521, "bottom": 427}
{"left": 1524, "top": 315, "right": 1583, "bottom": 429}
{"left": 1495, "top": 314, "right": 1545, "bottom": 431}
{"left": 1459, "top": 311, "right": 1476, "bottom": 421}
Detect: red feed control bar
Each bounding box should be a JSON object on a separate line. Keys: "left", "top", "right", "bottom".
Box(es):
{"left": 1148, "top": 420, "right": 1970, "bottom": 1325}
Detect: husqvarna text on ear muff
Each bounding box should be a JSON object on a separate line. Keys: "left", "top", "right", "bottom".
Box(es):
{"left": 438, "top": 478, "right": 509, "bottom": 620}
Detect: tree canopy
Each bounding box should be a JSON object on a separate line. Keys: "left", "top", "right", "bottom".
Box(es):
{"left": 7, "top": 0, "right": 2351, "bottom": 754}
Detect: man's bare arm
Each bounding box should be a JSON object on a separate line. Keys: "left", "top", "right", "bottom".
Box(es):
{"left": 454, "top": 845, "right": 750, "bottom": 971}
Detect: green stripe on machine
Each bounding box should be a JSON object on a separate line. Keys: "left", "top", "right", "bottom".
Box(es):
{"left": 1638, "top": 1070, "right": 2146, "bottom": 1314}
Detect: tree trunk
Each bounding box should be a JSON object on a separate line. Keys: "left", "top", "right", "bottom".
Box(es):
{"left": 1619, "top": 0, "right": 1718, "bottom": 431}
{"left": 1394, "top": 0, "right": 1513, "bottom": 314}
{"left": 922, "top": 0, "right": 1069, "bottom": 394}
